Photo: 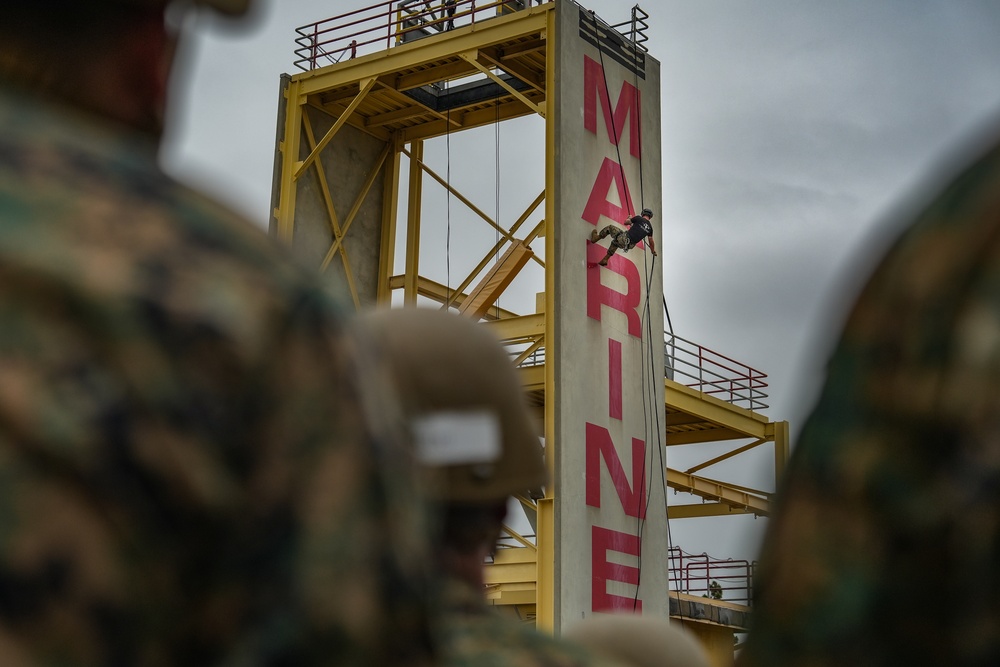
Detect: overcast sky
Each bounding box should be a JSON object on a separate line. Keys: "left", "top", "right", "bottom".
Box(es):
{"left": 161, "top": 0, "right": 1000, "bottom": 563}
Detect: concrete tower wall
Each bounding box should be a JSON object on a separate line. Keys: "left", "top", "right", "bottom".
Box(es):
{"left": 274, "top": 85, "right": 387, "bottom": 307}
{"left": 552, "top": 0, "right": 667, "bottom": 629}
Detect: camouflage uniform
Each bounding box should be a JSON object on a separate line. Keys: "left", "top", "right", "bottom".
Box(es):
{"left": 436, "top": 577, "right": 624, "bottom": 667}
{"left": 739, "top": 138, "right": 1000, "bottom": 665}
{"left": 0, "top": 85, "right": 432, "bottom": 665}
{"left": 596, "top": 225, "right": 634, "bottom": 254}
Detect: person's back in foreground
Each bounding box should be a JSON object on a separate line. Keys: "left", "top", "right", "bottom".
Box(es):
{"left": 739, "top": 131, "right": 1000, "bottom": 666}
{"left": 0, "top": 2, "right": 432, "bottom": 664}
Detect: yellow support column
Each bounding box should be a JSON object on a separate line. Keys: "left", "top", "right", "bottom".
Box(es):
{"left": 404, "top": 140, "right": 424, "bottom": 306}
{"left": 275, "top": 78, "right": 304, "bottom": 243}
{"left": 773, "top": 419, "right": 790, "bottom": 481}
{"left": 536, "top": 4, "right": 557, "bottom": 634}
{"left": 378, "top": 137, "right": 402, "bottom": 306}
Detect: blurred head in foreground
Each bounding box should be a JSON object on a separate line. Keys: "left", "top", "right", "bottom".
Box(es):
{"left": 357, "top": 307, "right": 547, "bottom": 585}
{"left": 0, "top": 0, "right": 250, "bottom": 136}
{"left": 0, "top": 1, "right": 438, "bottom": 664}
{"left": 564, "top": 615, "right": 711, "bottom": 667}
{"left": 739, "top": 122, "right": 1000, "bottom": 665}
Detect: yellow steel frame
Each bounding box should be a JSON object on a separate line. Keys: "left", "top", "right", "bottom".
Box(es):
{"left": 271, "top": 0, "right": 790, "bottom": 646}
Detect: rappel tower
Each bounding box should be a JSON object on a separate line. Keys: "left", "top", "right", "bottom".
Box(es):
{"left": 270, "top": 1, "right": 789, "bottom": 662}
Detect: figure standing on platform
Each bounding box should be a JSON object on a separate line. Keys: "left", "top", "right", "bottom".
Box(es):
{"left": 445, "top": 0, "right": 456, "bottom": 30}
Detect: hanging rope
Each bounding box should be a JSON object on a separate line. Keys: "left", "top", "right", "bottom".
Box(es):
{"left": 589, "top": 10, "right": 635, "bottom": 218}
{"left": 590, "top": 7, "right": 674, "bottom": 618}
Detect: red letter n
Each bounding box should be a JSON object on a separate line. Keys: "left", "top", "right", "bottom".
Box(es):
{"left": 585, "top": 422, "right": 647, "bottom": 518}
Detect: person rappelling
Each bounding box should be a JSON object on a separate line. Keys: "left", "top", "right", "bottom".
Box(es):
{"left": 589, "top": 207, "right": 658, "bottom": 266}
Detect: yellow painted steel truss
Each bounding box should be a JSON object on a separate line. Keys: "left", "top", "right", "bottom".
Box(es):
{"left": 270, "top": 1, "right": 789, "bottom": 654}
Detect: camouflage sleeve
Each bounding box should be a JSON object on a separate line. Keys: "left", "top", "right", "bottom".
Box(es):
{"left": 739, "top": 139, "right": 1000, "bottom": 666}
{"left": 0, "top": 283, "right": 435, "bottom": 666}
{"left": 0, "top": 88, "right": 435, "bottom": 665}
{"left": 436, "top": 579, "right": 626, "bottom": 667}
{"left": 265, "top": 293, "right": 436, "bottom": 666}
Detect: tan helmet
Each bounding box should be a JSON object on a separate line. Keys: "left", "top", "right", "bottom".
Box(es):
{"left": 356, "top": 308, "right": 547, "bottom": 504}
{"left": 563, "top": 614, "right": 711, "bottom": 667}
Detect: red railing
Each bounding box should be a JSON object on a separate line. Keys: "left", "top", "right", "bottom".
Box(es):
{"left": 293, "top": 0, "right": 535, "bottom": 71}
{"left": 665, "top": 333, "right": 768, "bottom": 411}
{"left": 500, "top": 329, "right": 768, "bottom": 412}
{"left": 668, "top": 546, "right": 755, "bottom": 605}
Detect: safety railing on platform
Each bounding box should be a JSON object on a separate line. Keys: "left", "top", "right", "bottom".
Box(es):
{"left": 668, "top": 546, "right": 754, "bottom": 606}
{"left": 665, "top": 333, "right": 768, "bottom": 412}
{"left": 293, "top": 0, "right": 539, "bottom": 71}
{"left": 607, "top": 5, "right": 650, "bottom": 53}
{"left": 501, "top": 331, "right": 767, "bottom": 412}
{"left": 491, "top": 540, "right": 755, "bottom": 606}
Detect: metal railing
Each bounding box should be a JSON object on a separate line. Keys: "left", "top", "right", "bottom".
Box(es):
{"left": 491, "top": 540, "right": 755, "bottom": 606}
{"left": 668, "top": 546, "right": 755, "bottom": 605}
{"left": 293, "top": 0, "right": 538, "bottom": 71}
{"left": 608, "top": 5, "right": 650, "bottom": 53}
{"left": 501, "top": 330, "right": 768, "bottom": 412}
{"left": 665, "top": 333, "right": 768, "bottom": 412}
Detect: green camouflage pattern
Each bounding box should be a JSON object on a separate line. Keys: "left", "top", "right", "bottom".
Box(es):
{"left": 435, "top": 577, "right": 626, "bottom": 667}
{"left": 740, "top": 139, "right": 1000, "bottom": 665}
{"left": 594, "top": 225, "right": 633, "bottom": 254}
{"left": 0, "top": 85, "right": 433, "bottom": 665}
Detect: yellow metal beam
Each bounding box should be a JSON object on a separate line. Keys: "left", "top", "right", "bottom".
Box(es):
{"left": 458, "top": 242, "right": 534, "bottom": 319}
{"left": 512, "top": 338, "right": 544, "bottom": 367}
{"left": 307, "top": 99, "right": 393, "bottom": 143}
{"left": 275, "top": 78, "right": 305, "bottom": 243}
{"left": 666, "top": 379, "right": 770, "bottom": 439}
{"left": 773, "top": 419, "right": 789, "bottom": 481}
{"left": 385, "top": 275, "right": 521, "bottom": 318}
{"left": 666, "top": 468, "right": 771, "bottom": 517}
{"left": 666, "top": 427, "right": 748, "bottom": 446}
{"left": 486, "top": 312, "right": 545, "bottom": 342}
{"left": 377, "top": 139, "right": 402, "bottom": 305}
{"left": 485, "top": 587, "right": 537, "bottom": 607}
{"left": 400, "top": 97, "right": 539, "bottom": 143}
{"left": 684, "top": 438, "right": 767, "bottom": 475}
{"left": 500, "top": 37, "right": 546, "bottom": 59}
{"left": 404, "top": 140, "right": 423, "bottom": 305}
{"left": 459, "top": 50, "right": 546, "bottom": 117}
{"left": 445, "top": 192, "right": 546, "bottom": 309}
{"left": 536, "top": 4, "right": 556, "bottom": 634}
{"left": 292, "top": 9, "right": 550, "bottom": 95}
{"left": 517, "top": 364, "right": 545, "bottom": 394}
{"left": 668, "top": 503, "right": 760, "bottom": 519}
{"left": 500, "top": 524, "right": 537, "bottom": 550}
{"left": 366, "top": 105, "right": 435, "bottom": 129}
{"left": 294, "top": 77, "right": 376, "bottom": 179}
{"left": 480, "top": 46, "right": 545, "bottom": 93}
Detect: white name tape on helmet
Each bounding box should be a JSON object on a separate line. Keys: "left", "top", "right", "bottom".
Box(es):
{"left": 413, "top": 410, "right": 502, "bottom": 466}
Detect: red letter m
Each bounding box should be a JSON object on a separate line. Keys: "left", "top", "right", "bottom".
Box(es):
{"left": 584, "top": 55, "right": 641, "bottom": 159}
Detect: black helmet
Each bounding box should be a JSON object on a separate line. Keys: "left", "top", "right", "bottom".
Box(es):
{"left": 640, "top": 208, "right": 654, "bottom": 219}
